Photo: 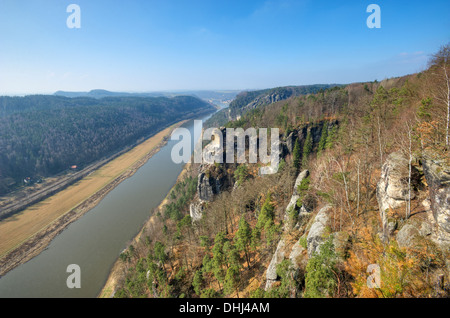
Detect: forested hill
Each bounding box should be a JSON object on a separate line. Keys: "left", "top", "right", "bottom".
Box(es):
{"left": 111, "top": 44, "right": 450, "bottom": 298}
{"left": 0, "top": 94, "right": 215, "bottom": 195}
{"left": 54, "top": 89, "right": 239, "bottom": 106}
{"left": 205, "top": 84, "right": 342, "bottom": 128}
{"left": 54, "top": 89, "right": 161, "bottom": 99}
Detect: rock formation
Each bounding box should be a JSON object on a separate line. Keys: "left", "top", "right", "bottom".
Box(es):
{"left": 265, "top": 239, "right": 286, "bottom": 291}
{"left": 306, "top": 205, "right": 332, "bottom": 258}
{"left": 189, "top": 202, "right": 203, "bottom": 222}
{"left": 284, "top": 170, "right": 310, "bottom": 228}
{"left": 197, "top": 172, "right": 216, "bottom": 202}
{"left": 376, "top": 152, "right": 416, "bottom": 236}
{"left": 285, "top": 131, "right": 297, "bottom": 154}
{"left": 396, "top": 224, "right": 420, "bottom": 248}
{"left": 422, "top": 157, "right": 450, "bottom": 247}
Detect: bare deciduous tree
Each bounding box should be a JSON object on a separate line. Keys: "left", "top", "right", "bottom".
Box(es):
{"left": 428, "top": 44, "right": 450, "bottom": 147}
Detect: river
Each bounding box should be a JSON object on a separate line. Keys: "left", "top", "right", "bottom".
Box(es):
{"left": 0, "top": 114, "right": 210, "bottom": 298}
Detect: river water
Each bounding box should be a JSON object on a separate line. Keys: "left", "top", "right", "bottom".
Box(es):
{"left": 0, "top": 115, "right": 210, "bottom": 298}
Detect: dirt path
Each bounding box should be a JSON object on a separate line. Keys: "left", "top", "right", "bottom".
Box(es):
{"left": 0, "top": 121, "right": 186, "bottom": 278}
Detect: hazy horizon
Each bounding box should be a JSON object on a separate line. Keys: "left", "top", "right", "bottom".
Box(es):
{"left": 1, "top": 0, "right": 449, "bottom": 95}
{"left": 1, "top": 85, "right": 348, "bottom": 97}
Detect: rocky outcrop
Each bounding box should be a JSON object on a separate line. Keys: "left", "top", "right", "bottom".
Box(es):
{"left": 286, "top": 240, "right": 307, "bottom": 296}
{"left": 194, "top": 167, "right": 230, "bottom": 225}
{"left": 265, "top": 239, "right": 286, "bottom": 291}
{"left": 197, "top": 169, "right": 229, "bottom": 202}
{"left": 265, "top": 237, "right": 308, "bottom": 292}
{"left": 265, "top": 170, "right": 312, "bottom": 291}
{"left": 293, "top": 170, "right": 310, "bottom": 196}
{"left": 286, "top": 131, "right": 297, "bottom": 154}
{"left": 284, "top": 170, "right": 312, "bottom": 229}
{"left": 244, "top": 90, "right": 295, "bottom": 114}
{"left": 306, "top": 205, "right": 332, "bottom": 258}
{"left": 377, "top": 152, "right": 417, "bottom": 236}
{"left": 289, "top": 241, "right": 306, "bottom": 271}
{"left": 284, "top": 195, "right": 300, "bottom": 221}
{"left": 396, "top": 224, "right": 420, "bottom": 248}
{"left": 422, "top": 157, "right": 450, "bottom": 246}
{"left": 189, "top": 202, "right": 203, "bottom": 222}
{"left": 197, "top": 172, "right": 216, "bottom": 202}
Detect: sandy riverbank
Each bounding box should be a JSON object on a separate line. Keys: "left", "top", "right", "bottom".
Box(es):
{"left": 98, "top": 162, "right": 193, "bottom": 298}
{"left": 0, "top": 121, "right": 186, "bottom": 278}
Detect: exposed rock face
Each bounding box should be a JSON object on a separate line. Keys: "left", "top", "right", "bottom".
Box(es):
{"left": 214, "top": 175, "right": 226, "bottom": 195}
{"left": 265, "top": 239, "right": 286, "bottom": 291}
{"left": 289, "top": 241, "right": 306, "bottom": 271}
{"left": 307, "top": 205, "right": 331, "bottom": 258}
{"left": 284, "top": 170, "right": 310, "bottom": 228}
{"left": 189, "top": 202, "right": 203, "bottom": 222}
{"left": 191, "top": 162, "right": 231, "bottom": 223}
{"left": 279, "top": 142, "right": 290, "bottom": 159}
{"left": 198, "top": 173, "right": 215, "bottom": 201}
{"left": 285, "top": 195, "right": 300, "bottom": 220}
{"left": 265, "top": 171, "right": 312, "bottom": 290}
{"left": 420, "top": 221, "right": 433, "bottom": 237}
{"left": 309, "top": 123, "right": 326, "bottom": 146}
{"left": 298, "top": 204, "right": 313, "bottom": 219}
{"left": 287, "top": 240, "right": 307, "bottom": 296}
{"left": 376, "top": 152, "right": 416, "bottom": 236}
{"left": 396, "top": 224, "right": 420, "bottom": 248}
{"left": 286, "top": 131, "right": 297, "bottom": 154}
{"left": 386, "top": 219, "right": 398, "bottom": 236}
{"left": 197, "top": 171, "right": 227, "bottom": 202}
{"left": 422, "top": 157, "right": 450, "bottom": 246}
{"left": 293, "top": 170, "right": 310, "bottom": 196}
{"left": 246, "top": 91, "right": 294, "bottom": 112}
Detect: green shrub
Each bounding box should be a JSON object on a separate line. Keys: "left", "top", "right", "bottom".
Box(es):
{"left": 234, "top": 164, "right": 249, "bottom": 187}
{"left": 299, "top": 236, "right": 307, "bottom": 249}
{"left": 304, "top": 238, "right": 338, "bottom": 298}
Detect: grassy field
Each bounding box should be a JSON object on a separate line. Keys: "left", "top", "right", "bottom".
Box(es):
{"left": 0, "top": 124, "right": 180, "bottom": 258}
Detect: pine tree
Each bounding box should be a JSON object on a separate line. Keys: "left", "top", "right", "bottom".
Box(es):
{"left": 234, "top": 164, "right": 249, "bottom": 187}
{"left": 302, "top": 129, "right": 313, "bottom": 167}
{"left": 224, "top": 265, "right": 241, "bottom": 298}
{"left": 154, "top": 241, "right": 167, "bottom": 266}
{"left": 318, "top": 123, "right": 329, "bottom": 152}
{"left": 192, "top": 270, "right": 204, "bottom": 296}
{"left": 212, "top": 232, "right": 227, "bottom": 289}
{"left": 304, "top": 238, "right": 338, "bottom": 298}
{"left": 236, "top": 217, "right": 252, "bottom": 268}
{"left": 326, "top": 125, "right": 338, "bottom": 149}
{"left": 292, "top": 138, "right": 301, "bottom": 170}
{"left": 250, "top": 227, "right": 261, "bottom": 251}
{"left": 202, "top": 254, "right": 213, "bottom": 273}
{"left": 257, "top": 193, "right": 275, "bottom": 228}
{"left": 223, "top": 241, "right": 240, "bottom": 268}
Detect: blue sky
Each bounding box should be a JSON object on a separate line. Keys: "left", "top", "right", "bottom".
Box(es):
{"left": 0, "top": 0, "right": 449, "bottom": 95}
